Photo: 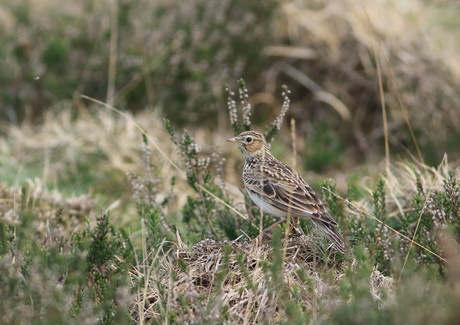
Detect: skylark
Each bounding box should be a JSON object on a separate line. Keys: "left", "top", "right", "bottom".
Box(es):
{"left": 227, "top": 131, "right": 346, "bottom": 253}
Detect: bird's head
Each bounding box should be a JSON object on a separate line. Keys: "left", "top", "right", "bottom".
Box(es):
{"left": 227, "top": 131, "right": 268, "bottom": 157}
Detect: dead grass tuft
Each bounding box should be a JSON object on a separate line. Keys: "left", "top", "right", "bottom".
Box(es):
{"left": 354, "top": 156, "right": 460, "bottom": 218}
{"left": 132, "top": 235, "right": 344, "bottom": 324}
{"left": 269, "top": 0, "right": 460, "bottom": 163}
{"left": 0, "top": 106, "right": 187, "bottom": 223}
{"left": 0, "top": 180, "right": 95, "bottom": 244}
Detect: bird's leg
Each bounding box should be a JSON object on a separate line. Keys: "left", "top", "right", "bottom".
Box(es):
{"left": 287, "top": 216, "right": 299, "bottom": 235}
{"left": 255, "top": 219, "right": 285, "bottom": 240}
{"left": 257, "top": 217, "right": 300, "bottom": 241}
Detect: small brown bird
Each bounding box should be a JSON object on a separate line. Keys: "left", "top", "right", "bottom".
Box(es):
{"left": 227, "top": 131, "right": 346, "bottom": 253}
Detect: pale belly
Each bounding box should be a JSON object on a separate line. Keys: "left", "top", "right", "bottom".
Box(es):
{"left": 247, "top": 190, "right": 286, "bottom": 218}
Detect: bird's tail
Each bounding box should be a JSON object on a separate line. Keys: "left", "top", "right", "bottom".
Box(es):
{"left": 313, "top": 220, "right": 346, "bottom": 253}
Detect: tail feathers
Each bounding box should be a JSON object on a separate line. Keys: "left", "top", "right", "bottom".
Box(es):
{"left": 313, "top": 220, "right": 346, "bottom": 253}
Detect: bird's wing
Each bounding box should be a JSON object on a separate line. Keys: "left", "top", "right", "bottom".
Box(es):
{"left": 245, "top": 161, "right": 338, "bottom": 226}
{"left": 244, "top": 158, "right": 345, "bottom": 252}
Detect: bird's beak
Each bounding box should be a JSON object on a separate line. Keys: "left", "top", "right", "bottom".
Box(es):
{"left": 227, "top": 136, "right": 237, "bottom": 143}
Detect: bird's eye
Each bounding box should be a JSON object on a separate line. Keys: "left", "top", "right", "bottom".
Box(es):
{"left": 245, "top": 136, "right": 253, "bottom": 143}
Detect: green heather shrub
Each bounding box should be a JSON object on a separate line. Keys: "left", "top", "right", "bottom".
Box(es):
{"left": 0, "top": 193, "right": 132, "bottom": 324}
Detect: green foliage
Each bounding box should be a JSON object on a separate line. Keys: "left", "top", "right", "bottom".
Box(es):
{"left": 321, "top": 179, "right": 343, "bottom": 223}
{"left": 0, "top": 0, "right": 278, "bottom": 125}
{"left": 349, "top": 178, "right": 397, "bottom": 273}
{"left": 333, "top": 250, "right": 386, "bottom": 325}
{"left": 126, "top": 135, "right": 175, "bottom": 252}
{"left": 394, "top": 174, "right": 460, "bottom": 270}
{"left": 144, "top": 207, "right": 164, "bottom": 248}
{"left": 0, "top": 210, "right": 132, "bottom": 324}
{"left": 333, "top": 251, "right": 460, "bottom": 325}
{"left": 88, "top": 214, "right": 112, "bottom": 267}
{"left": 443, "top": 174, "right": 460, "bottom": 231}
{"left": 167, "top": 122, "right": 239, "bottom": 241}
{"left": 373, "top": 178, "right": 387, "bottom": 222}
{"left": 76, "top": 216, "right": 132, "bottom": 325}
{"left": 42, "top": 38, "right": 69, "bottom": 73}
{"left": 303, "top": 121, "right": 345, "bottom": 172}
{"left": 346, "top": 168, "right": 460, "bottom": 278}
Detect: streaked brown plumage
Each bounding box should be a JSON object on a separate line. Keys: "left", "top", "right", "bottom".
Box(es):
{"left": 227, "top": 131, "right": 346, "bottom": 253}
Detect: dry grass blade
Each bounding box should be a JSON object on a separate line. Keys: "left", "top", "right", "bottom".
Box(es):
{"left": 362, "top": 3, "right": 424, "bottom": 164}
{"left": 268, "top": 62, "right": 351, "bottom": 121}
{"left": 106, "top": 0, "right": 118, "bottom": 107}
{"left": 363, "top": 6, "right": 390, "bottom": 176}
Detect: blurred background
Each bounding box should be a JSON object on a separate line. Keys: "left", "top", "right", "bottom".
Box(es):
{"left": 1, "top": 0, "right": 460, "bottom": 215}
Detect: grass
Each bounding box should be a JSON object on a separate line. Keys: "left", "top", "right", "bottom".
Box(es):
{"left": 1, "top": 0, "right": 460, "bottom": 324}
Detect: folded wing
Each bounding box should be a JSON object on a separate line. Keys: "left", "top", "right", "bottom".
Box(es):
{"left": 245, "top": 162, "right": 346, "bottom": 252}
